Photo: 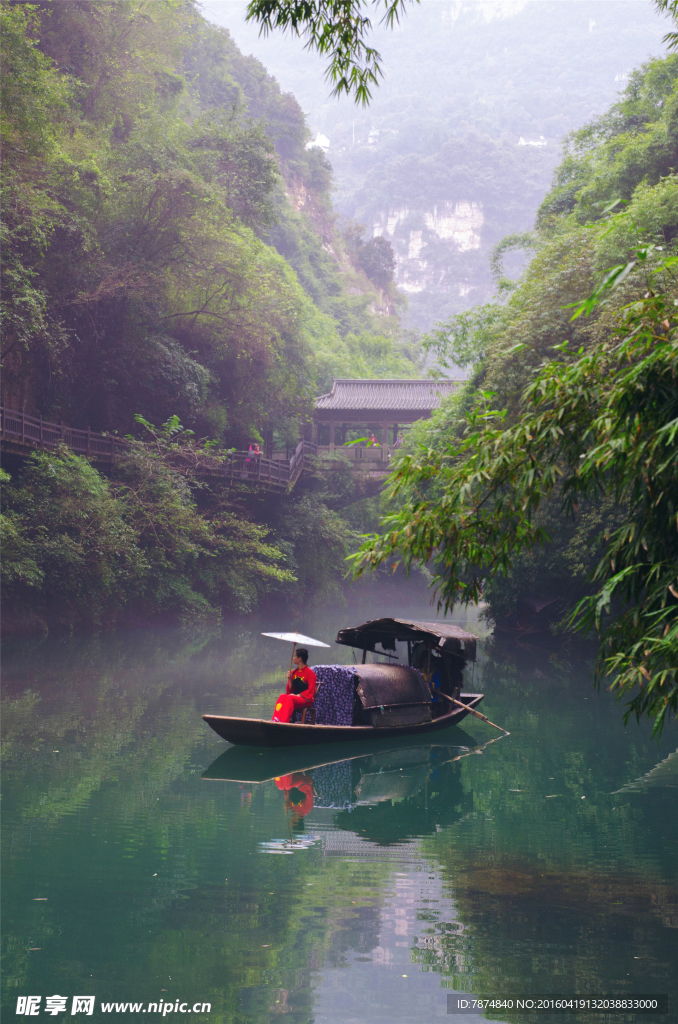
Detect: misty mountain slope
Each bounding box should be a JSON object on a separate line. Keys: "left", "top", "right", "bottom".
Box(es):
{"left": 1, "top": 1, "right": 418, "bottom": 443}
{"left": 374, "top": 49, "right": 678, "bottom": 660}
{"left": 204, "top": 0, "right": 668, "bottom": 331}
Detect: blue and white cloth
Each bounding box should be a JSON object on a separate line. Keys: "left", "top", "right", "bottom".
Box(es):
{"left": 315, "top": 665, "right": 356, "bottom": 725}
{"left": 291, "top": 664, "right": 357, "bottom": 725}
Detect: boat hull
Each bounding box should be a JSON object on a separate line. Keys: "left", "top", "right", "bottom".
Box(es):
{"left": 202, "top": 693, "right": 484, "bottom": 747}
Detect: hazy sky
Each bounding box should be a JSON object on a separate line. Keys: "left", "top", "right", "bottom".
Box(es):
{"left": 201, "top": 0, "right": 669, "bottom": 134}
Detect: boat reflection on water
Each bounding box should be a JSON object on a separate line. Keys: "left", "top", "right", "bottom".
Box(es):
{"left": 275, "top": 772, "right": 314, "bottom": 825}
{"left": 202, "top": 734, "right": 506, "bottom": 845}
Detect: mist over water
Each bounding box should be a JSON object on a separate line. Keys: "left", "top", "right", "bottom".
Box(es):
{"left": 3, "top": 589, "right": 676, "bottom": 1023}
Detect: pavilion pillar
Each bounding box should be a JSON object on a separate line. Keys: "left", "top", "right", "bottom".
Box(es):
{"left": 393, "top": 422, "right": 398, "bottom": 445}
{"left": 329, "top": 418, "right": 335, "bottom": 451}
{"left": 381, "top": 422, "right": 389, "bottom": 459}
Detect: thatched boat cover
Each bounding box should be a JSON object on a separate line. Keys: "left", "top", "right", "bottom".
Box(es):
{"left": 336, "top": 617, "right": 477, "bottom": 662}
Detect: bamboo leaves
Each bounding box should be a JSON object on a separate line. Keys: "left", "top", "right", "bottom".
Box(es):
{"left": 351, "top": 258, "right": 678, "bottom": 733}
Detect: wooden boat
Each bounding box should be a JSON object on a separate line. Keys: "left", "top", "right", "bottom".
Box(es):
{"left": 203, "top": 616, "right": 481, "bottom": 749}
{"left": 203, "top": 692, "right": 484, "bottom": 748}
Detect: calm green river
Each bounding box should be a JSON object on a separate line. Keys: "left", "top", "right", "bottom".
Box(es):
{"left": 2, "top": 597, "right": 677, "bottom": 1024}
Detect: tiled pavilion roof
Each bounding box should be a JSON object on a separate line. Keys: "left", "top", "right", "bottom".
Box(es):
{"left": 314, "top": 379, "right": 461, "bottom": 413}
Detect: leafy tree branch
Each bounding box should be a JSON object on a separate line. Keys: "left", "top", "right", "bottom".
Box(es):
{"left": 352, "top": 255, "right": 678, "bottom": 733}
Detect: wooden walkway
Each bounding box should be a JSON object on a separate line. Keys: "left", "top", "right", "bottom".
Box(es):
{"left": 1, "top": 407, "right": 126, "bottom": 460}
{"left": 0, "top": 406, "right": 318, "bottom": 491}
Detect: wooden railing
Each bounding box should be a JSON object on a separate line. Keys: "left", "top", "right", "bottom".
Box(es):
{"left": 219, "top": 450, "right": 292, "bottom": 487}
{"left": 315, "top": 444, "right": 399, "bottom": 462}
{"left": 289, "top": 439, "right": 318, "bottom": 485}
{"left": 0, "top": 407, "right": 319, "bottom": 491}
{"left": 1, "top": 407, "right": 126, "bottom": 460}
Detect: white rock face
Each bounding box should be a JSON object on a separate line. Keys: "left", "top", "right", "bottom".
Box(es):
{"left": 424, "top": 201, "right": 483, "bottom": 250}
{"left": 441, "top": 1, "right": 527, "bottom": 26}
{"left": 372, "top": 207, "right": 409, "bottom": 237}
{"left": 398, "top": 269, "right": 427, "bottom": 294}
{"left": 371, "top": 201, "right": 483, "bottom": 295}
{"left": 387, "top": 207, "right": 410, "bottom": 235}
{"left": 373, "top": 202, "right": 483, "bottom": 251}
{"left": 408, "top": 230, "right": 424, "bottom": 259}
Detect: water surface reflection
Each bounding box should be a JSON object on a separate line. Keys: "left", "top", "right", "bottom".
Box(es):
{"left": 2, "top": 616, "right": 677, "bottom": 1023}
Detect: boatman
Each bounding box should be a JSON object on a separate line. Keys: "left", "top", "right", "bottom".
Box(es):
{"left": 271, "top": 648, "right": 317, "bottom": 722}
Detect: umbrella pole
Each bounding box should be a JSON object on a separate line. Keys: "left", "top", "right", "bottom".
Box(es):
{"left": 289, "top": 642, "right": 297, "bottom": 673}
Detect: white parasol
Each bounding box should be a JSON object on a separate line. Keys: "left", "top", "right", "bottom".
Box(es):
{"left": 261, "top": 630, "right": 331, "bottom": 672}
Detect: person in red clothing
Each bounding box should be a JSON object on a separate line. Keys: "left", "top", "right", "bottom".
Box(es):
{"left": 271, "top": 648, "right": 317, "bottom": 722}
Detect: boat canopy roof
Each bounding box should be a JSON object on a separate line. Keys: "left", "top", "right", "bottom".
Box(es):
{"left": 336, "top": 617, "right": 477, "bottom": 662}
{"left": 353, "top": 663, "right": 431, "bottom": 709}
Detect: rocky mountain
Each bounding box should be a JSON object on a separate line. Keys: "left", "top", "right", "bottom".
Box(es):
{"left": 204, "top": 0, "right": 668, "bottom": 334}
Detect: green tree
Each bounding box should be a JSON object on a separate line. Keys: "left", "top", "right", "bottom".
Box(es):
{"left": 352, "top": 254, "right": 678, "bottom": 734}
{"left": 356, "top": 235, "right": 396, "bottom": 288}
{"left": 2, "top": 0, "right": 420, "bottom": 441}
{"left": 0, "top": 428, "right": 295, "bottom": 629}
{"left": 0, "top": 447, "right": 146, "bottom": 625}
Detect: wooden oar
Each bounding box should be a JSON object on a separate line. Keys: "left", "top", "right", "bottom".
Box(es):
{"left": 449, "top": 733, "right": 507, "bottom": 763}
{"left": 438, "top": 691, "right": 509, "bottom": 734}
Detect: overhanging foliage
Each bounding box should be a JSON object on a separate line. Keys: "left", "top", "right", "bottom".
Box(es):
{"left": 352, "top": 255, "right": 678, "bottom": 732}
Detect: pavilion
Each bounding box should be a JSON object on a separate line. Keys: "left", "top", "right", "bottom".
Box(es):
{"left": 313, "top": 378, "right": 462, "bottom": 449}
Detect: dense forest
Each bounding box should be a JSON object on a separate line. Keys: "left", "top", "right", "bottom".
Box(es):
{"left": 0, "top": 0, "right": 420, "bottom": 634}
